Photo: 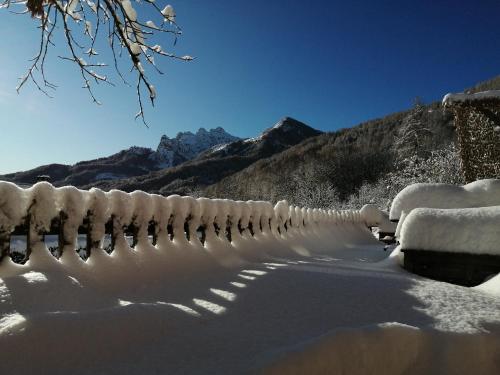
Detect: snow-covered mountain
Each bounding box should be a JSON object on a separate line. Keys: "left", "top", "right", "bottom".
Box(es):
{"left": 88, "top": 117, "right": 322, "bottom": 194}
{"left": 153, "top": 127, "right": 240, "bottom": 168}
{"left": 1, "top": 127, "right": 240, "bottom": 187}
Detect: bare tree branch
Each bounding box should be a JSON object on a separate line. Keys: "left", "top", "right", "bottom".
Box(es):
{"left": 3, "top": 0, "right": 192, "bottom": 125}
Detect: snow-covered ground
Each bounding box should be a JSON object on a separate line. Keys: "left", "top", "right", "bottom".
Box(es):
{"left": 0, "top": 182, "right": 499, "bottom": 374}
{"left": 0, "top": 220, "right": 499, "bottom": 374}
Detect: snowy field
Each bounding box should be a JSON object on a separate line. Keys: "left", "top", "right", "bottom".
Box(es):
{"left": 1, "top": 222, "right": 500, "bottom": 374}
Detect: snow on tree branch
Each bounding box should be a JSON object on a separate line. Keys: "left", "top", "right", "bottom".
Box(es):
{"left": 1, "top": 0, "right": 193, "bottom": 126}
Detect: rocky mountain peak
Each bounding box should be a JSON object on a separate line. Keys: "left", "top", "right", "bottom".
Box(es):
{"left": 155, "top": 127, "right": 240, "bottom": 168}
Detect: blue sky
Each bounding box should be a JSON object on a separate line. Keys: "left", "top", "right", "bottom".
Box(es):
{"left": 0, "top": 0, "right": 499, "bottom": 174}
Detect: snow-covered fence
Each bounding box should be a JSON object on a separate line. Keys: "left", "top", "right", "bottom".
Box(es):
{"left": 0, "top": 181, "right": 367, "bottom": 266}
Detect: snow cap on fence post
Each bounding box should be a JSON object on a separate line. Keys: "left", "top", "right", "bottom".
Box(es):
{"left": 260, "top": 201, "right": 274, "bottom": 234}
{"left": 197, "top": 197, "right": 217, "bottom": 244}
{"left": 198, "top": 197, "right": 216, "bottom": 226}
{"left": 293, "top": 207, "right": 301, "bottom": 228}
{"left": 228, "top": 200, "right": 242, "bottom": 237}
{"left": 359, "top": 205, "right": 383, "bottom": 226}
{"left": 107, "top": 189, "right": 134, "bottom": 229}
{"left": 0, "top": 182, "right": 29, "bottom": 232}
{"left": 130, "top": 190, "right": 154, "bottom": 244}
{"left": 27, "top": 182, "right": 59, "bottom": 234}
{"left": 247, "top": 201, "right": 261, "bottom": 234}
{"left": 151, "top": 194, "right": 170, "bottom": 228}
{"left": 151, "top": 194, "right": 172, "bottom": 246}
{"left": 183, "top": 196, "right": 201, "bottom": 242}
{"left": 87, "top": 187, "right": 110, "bottom": 248}
{"left": 327, "top": 209, "right": 334, "bottom": 222}
{"left": 106, "top": 189, "right": 134, "bottom": 250}
{"left": 213, "top": 199, "right": 230, "bottom": 238}
{"left": 274, "top": 200, "right": 289, "bottom": 234}
{"left": 288, "top": 206, "right": 297, "bottom": 228}
{"left": 167, "top": 195, "right": 190, "bottom": 242}
{"left": 300, "top": 207, "right": 308, "bottom": 225}
{"left": 56, "top": 186, "right": 89, "bottom": 249}
{"left": 131, "top": 191, "right": 154, "bottom": 226}
{"left": 0, "top": 182, "right": 29, "bottom": 260}
{"left": 238, "top": 201, "right": 251, "bottom": 235}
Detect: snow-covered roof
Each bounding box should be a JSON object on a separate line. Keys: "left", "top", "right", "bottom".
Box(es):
{"left": 400, "top": 206, "right": 500, "bottom": 256}
{"left": 389, "top": 179, "right": 500, "bottom": 221}
{"left": 442, "top": 90, "right": 500, "bottom": 106}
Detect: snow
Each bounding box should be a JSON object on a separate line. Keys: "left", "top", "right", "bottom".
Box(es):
{"left": 242, "top": 118, "right": 295, "bottom": 144}
{"left": 378, "top": 211, "right": 397, "bottom": 233}
{"left": 161, "top": 4, "right": 175, "bottom": 22}
{"left": 389, "top": 179, "right": 500, "bottom": 221}
{"left": 443, "top": 90, "right": 500, "bottom": 106}
{"left": 210, "top": 143, "right": 230, "bottom": 153}
{"left": 0, "top": 181, "right": 499, "bottom": 374}
{"left": 154, "top": 127, "right": 239, "bottom": 168}
{"left": 359, "top": 204, "right": 396, "bottom": 232}
{"left": 475, "top": 273, "right": 500, "bottom": 297}
{"left": 130, "top": 42, "right": 142, "bottom": 56}
{"left": 26, "top": 182, "right": 59, "bottom": 233}
{"left": 121, "top": 0, "right": 138, "bottom": 22}
{"left": 145, "top": 20, "right": 159, "bottom": 29}
{"left": 0, "top": 182, "right": 28, "bottom": 232}
{"left": 400, "top": 206, "right": 500, "bottom": 255}
{"left": 148, "top": 84, "right": 156, "bottom": 100}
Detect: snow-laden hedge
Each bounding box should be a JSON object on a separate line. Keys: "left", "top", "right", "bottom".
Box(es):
{"left": 0, "top": 181, "right": 368, "bottom": 266}
{"left": 400, "top": 206, "right": 500, "bottom": 255}
{"left": 389, "top": 179, "right": 500, "bottom": 221}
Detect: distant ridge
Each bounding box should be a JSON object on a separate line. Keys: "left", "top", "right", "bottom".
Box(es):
{"left": 86, "top": 117, "right": 322, "bottom": 194}
{"left": 0, "top": 127, "right": 240, "bottom": 187}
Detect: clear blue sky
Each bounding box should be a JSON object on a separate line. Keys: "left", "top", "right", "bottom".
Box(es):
{"left": 1, "top": 0, "right": 499, "bottom": 174}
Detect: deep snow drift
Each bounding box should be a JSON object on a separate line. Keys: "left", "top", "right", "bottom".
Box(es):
{"left": 0, "top": 182, "right": 499, "bottom": 374}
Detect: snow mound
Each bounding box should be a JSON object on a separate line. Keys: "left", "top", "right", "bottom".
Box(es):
{"left": 358, "top": 205, "right": 396, "bottom": 235}
{"left": 400, "top": 206, "right": 500, "bottom": 255}
{"left": 389, "top": 179, "right": 500, "bottom": 221}
{"left": 475, "top": 272, "right": 500, "bottom": 297}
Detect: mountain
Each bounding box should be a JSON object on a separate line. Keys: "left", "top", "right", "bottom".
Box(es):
{"left": 154, "top": 127, "right": 240, "bottom": 168}
{"left": 209, "top": 75, "right": 500, "bottom": 203}
{"left": 3, "top": 74, "right": 499, "bottom": 200}
{"left": 1, "top": 127, "right": 239, "bottom": 187}
{"left": 204, "top": 102, "right": 456, "bottom": 201}
{"left": 85, "top": 117, "right": 322, "bottom": 194}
